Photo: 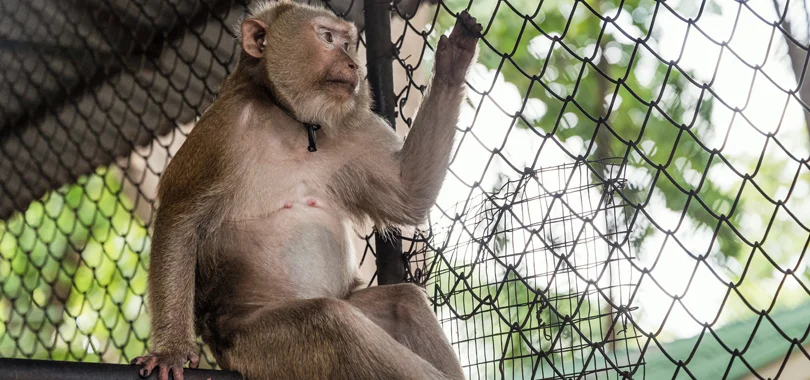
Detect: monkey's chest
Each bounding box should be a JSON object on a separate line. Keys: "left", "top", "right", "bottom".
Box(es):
{"left": 235, "top": 154, "right": 339, "bottom": 212}
{"left": 224, "top": 164, "right": 357, "bottom": 298}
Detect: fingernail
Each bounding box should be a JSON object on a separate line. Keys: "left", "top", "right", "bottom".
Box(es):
{"left": 140, "top": 369, "right": 148, "bottom": 378}
{"left": 131, "top": 358, "right": 138, "bottom": 365}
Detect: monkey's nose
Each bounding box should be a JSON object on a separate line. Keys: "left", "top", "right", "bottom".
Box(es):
{"left": 348, "top": 62, "right": 357, "bottom": 70}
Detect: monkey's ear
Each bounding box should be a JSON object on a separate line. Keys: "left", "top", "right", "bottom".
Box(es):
{"left": 241, "top": 18, "right": 269, "bottom": 58}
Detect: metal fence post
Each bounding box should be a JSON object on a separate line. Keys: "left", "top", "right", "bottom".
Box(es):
{"left": 364, "top": 0, "right": 406, "bottom": 285}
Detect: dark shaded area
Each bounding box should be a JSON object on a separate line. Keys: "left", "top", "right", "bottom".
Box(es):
{"left": 0, "top": 0, "right": 431, "bottom": 220}
{"left": 0, "top": 0, "right": 245, "bottom": 219}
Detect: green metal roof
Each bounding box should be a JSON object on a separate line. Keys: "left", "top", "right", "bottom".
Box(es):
{"left": 639, "top": 302, "right": 810, "bottom": 379}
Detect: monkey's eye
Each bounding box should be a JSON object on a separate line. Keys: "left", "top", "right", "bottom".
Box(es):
{"left": 342, "top": 41, "right": 349, "bottom": 51}
{"left": 323, "top": 31, "right": 333, "bottom": 43}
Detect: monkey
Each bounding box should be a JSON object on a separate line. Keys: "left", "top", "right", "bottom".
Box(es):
{"left": 131, "top": 1, "right": 481, "bottom": 379}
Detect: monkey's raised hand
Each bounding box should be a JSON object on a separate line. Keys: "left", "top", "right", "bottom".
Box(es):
{"left": 132, "top": 351, "right": 199, "bottom": 380}
{"left": 435, "top": 11, "right": 482, "bottom": 87}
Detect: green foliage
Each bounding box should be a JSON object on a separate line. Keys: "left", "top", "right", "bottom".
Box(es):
{"left": 0, "top": 167, "right": 150, "bottom": 362}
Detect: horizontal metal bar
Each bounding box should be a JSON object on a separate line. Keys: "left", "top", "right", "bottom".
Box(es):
{"left": 0, "top": 358, "right": 243, "bottom": 380}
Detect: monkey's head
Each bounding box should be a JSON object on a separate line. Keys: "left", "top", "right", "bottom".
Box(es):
{"left": 238, "top": 1, "right": 368, "bottom": 130}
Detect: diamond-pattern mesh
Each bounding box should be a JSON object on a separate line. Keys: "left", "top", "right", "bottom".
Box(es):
{"left": 2, "top": 0, "right": 810, "bottom": 379}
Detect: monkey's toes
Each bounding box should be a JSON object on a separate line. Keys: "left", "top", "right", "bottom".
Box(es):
{"left": 188, "top": 352, "right": 200, "bottom": 369}
{"left": 131, "top": 356, "right": 147, "bottom": 366}
{"left": 157, "top": 364, "right": 188, "bottom": 380}
{"left": 133, "top": 352, "right": 197, "bottom": 379}
{"left": 137, "top": 355, "right": 160, "bottom": 378}
{"left": 173, "top": 366, "right": 187, "bottom": 380}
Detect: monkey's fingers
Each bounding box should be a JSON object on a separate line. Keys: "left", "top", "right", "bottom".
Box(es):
{"left": 435, "top": 35, "right": 449, "bottom": 62}
{"left": 451, "top": 16, "right": 482, "bottom": 53}
{"left": 172, "top": 366, "right": 186, "bottom": 380}
{"left": 449, "top": 11, "right": 471, "bottom": 40}
{"left": 139, "top": 356, "right": 160, "bottom": 378}
{"left": 450, "top": 11, "right": 482, "bottom": 44}
{"left": 434, "top": 35, "right": 451, "bottom": 75}
{"left": 436, "top": 34, "right": 450, "bottom": 54}
{"left": 131, "top": 356, "right": 148, "bottom": 366}
{"left": 159, "top": 364, "right": 171, "bottom": 380}
{"left": 188, "top": 352, "right": 200, "bottom": 369}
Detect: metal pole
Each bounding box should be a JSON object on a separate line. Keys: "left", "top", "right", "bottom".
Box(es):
{"left": 364, "top": 0, "right": 405, "bottom": 285}
{"left": 0, "top": 358, "right": 243, "bottom": 380}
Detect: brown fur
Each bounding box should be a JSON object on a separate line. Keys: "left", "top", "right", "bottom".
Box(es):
{"left": 133, "top": 2, "right": 481, "bottom": 379}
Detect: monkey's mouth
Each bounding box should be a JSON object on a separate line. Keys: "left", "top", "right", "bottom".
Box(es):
{"left": 325, "top": 78, "right": 358, "bottom": 93}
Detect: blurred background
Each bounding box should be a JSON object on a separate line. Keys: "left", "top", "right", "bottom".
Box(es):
{"left": 1, "top": 0, "right": 810, "bottom": 378}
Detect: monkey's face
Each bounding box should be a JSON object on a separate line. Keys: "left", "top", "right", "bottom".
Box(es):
{"left": 307, "top": 16, "right": 361, "bottom": 102}
{"left": 241, "top": 6, "right": 365, "bottom": 127}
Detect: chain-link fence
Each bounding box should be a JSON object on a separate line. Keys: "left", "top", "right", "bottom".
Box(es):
{"left": 3, "top": 0, "right": 810, "bottom": 379}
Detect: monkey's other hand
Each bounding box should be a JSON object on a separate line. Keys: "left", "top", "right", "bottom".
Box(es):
{"left": 435, "top": 10, "right": 482, "bottom": 87}
{"left": 132, "top": 351, "right": 200, "bottom": 380}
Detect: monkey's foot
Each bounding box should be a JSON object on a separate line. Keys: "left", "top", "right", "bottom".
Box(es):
{"left": 132, "top": 351, "right": 199, "bottom": 380}
{"left": 435, "top": 10, "right": 482, "bottom": 87}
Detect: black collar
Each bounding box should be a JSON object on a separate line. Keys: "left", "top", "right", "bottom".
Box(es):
{"left": 265, "top": 88, "right": 322, "bottom": 152}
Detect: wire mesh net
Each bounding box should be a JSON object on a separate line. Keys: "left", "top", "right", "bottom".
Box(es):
{"left": 2, "top": 0, "right": 810, "bottom": 379}
{"left": 398, "top": 158, "right": 642, "bottom": 379}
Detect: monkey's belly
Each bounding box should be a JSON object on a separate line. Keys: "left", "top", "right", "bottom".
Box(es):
{"left": 222, "top": 207, "right": 357, "bottom": 301}
{"left": 281, "top": 222, "right": 356, "bottom": 298}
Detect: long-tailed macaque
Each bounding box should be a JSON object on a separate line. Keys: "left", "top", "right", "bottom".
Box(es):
{"left": 132, "top": 1, "right": 480, "bottom": 379}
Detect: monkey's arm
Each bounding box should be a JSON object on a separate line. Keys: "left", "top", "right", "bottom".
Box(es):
{"left": 148, "top": 201, "right": 200, "bottom": 354}
{"left": 396, "top": 82, "right": 467, "bottom": 222}
{"left": 133, "top": 198, "right": 204, "bottom": 377}
{"left": 335, "top": 13, "right": 481, "bottom": 226}
{"left": 134, "top": 129, "right": 232, "bottom": 378}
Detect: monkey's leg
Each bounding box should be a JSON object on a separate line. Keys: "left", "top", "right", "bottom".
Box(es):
{"left": 347, "top": 284, "right": 465, "bottom": 380}
{"left": 219, "top": 297, "right": 454, "bottom": 380}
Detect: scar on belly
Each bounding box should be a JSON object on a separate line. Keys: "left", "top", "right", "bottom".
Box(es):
{"left": 283, "top": 201, "right": 293, "bottom": 209}
{"left": 306, "top": 199, "right": 317, "bottom": 207}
